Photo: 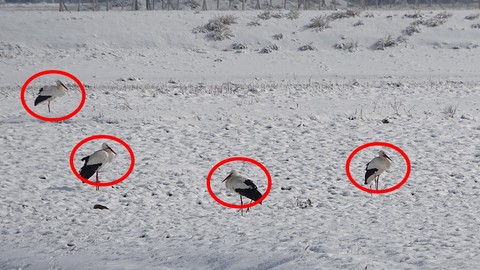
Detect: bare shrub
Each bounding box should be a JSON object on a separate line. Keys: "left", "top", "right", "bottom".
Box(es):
{"left": 465, "top": 13, "right": 480, "bottom": 20}
{"left": 258, "top": 10, "right": 271, "bottom": 20}
{"left": 206, "top": 23, "right": 233, "bottom": 41}
{"left": 353, "top": 20, "right": 364, "bottom": 27}
{"left": 443, "top": 104, "right": 458, "bottom": 118}
{"left": 260, "top": 43, "right": 279, "bottom": 54}
{"left": 404, "top": 11, "right": 424, "bottom": 19}
{"left": 472, "top": 24, "right": 480, "bottom": 29}
{"left": 298, "top": 43, "right": 316, "bottom": 51}
{"left": 231, "top": 42, "right": 247, "bottom": 50}
{"left": 272, "top": 33, "right": 283, "bottom": 40}
{"left": 219, "top": 15, "right": 237, "bottom": 25}
{"left": 396, "top": 35, "right": 408, "bottom": 44}
{"left": 307, "top": 16, "right": 331, "bottom": 31}
{"left": 334, "top": 40, "right": 358, "bottom": 52}
{"left": 272, "top": 11, "right": 284, "bottom": 19}
{"left": 329, "top": 9, "right": 360, "bottom": 20}
{"left": 194, "top": 15, "right": 237, "bottom": 41}
{"left": 404, "top": 24, "right": 421, "bottom": 36}
{"left": 375, "top": 35, "right": 400, "bottom": 50}
{"left": 435, "top": 11, "right": 452, "bottom": 20}
{"left": 364, "top": 12, "right": 374, "bottom": 18}
{"left": 286, "top": 9, "right": 300, "bottom": 20}
{"left": 421, "top": 11, "right": 452, "bottom": 27}
{"left": 390, "top": 98, "right": 404, "bottom": 116}
{"left": 247, "top": 20, "right": 261, "bottom": 27}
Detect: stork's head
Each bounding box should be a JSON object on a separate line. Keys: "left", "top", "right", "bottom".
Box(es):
{"left": 379, "top": 150, "right": 392, "bottom": 161}
{"left": 56, "top": 80, "right": 69, "bottom": 91}
{"left": 102, "top": 143, "right": 117, "bottom": 154}
{"left": 222, "top": 170, "right": 237, "bottom": 182}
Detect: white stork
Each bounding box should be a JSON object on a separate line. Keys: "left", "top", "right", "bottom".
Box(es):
{"left": 79, "top": 143, "right": 116, "bottom": 191}
{"left": 222, "top": 170, "right": 263, "bottom": 215}
{"left": 34, "top": 80, "right": 69, "bottom": 113}
{"left": 365, "top": 150, "right": 392, "bottom": 190}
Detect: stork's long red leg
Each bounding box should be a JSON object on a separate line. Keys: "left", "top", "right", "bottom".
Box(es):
{"left": 48, "top": 101, "right": 51, "bottom": 113}
{"left": 240, "top": 196, "right": 243, "bottom": 216}
{"left": 96, "top": 171, "right": 99, "bottom": 191}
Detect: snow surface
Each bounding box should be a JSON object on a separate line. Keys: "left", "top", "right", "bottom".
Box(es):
{"left": 1, "top": 8, "right": 480, "bottom": 270}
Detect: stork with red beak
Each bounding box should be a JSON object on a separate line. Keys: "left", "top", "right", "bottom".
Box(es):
{"left": 222, "top": 170, "right": 263, "bottom": 215}
{"left": 79, "top": 143, "right": 117, "bottom": 191}
{"left": 34, "top": 80, "right": 69, "bottom": 113}
{"left": 365, "top": 150, "right": 392, "bottom": 190}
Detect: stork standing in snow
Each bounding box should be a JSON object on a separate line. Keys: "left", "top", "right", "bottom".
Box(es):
{"left": 222, "top": 170, "right": 263, "bottom": 215}
{"left": 365, "top": 150, "right": 392, "bottom": 190}
{"left": 34, "top": 80, "right": 69, "bottom": 113}
{"left": 79, "top": 143, "right": 116, "bottom": 191}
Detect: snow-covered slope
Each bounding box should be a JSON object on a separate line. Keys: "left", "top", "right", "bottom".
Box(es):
{"left": 1, "top": 9, "right": 480, "bottom": 84}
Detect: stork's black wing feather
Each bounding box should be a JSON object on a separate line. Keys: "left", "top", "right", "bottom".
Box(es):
{"left": 243, "top": 179, "right": 258, "bottom": 189}
{"left": 79, "top": 156, "right": 101, "bottom": 180}
{"left": 365, "top": 168, "right": 378, "bottom": 184}
{"left": 34, "top": 95, "right": 51, "bottom": 106}
{"left": 235, "top": 179, "right": 262, "bottom": 202}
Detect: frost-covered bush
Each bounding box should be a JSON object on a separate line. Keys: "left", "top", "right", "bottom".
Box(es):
{"left": 193, "top": 15, "right": 237, "bottom": 41}
{"left": 231, "top": 42, "right": 247, "bottom": 50}
{"left": 375, "top": 35, "right": 402, "bottom": 50}
{"left": 298, "top": 43, "right": 316, "bottom": 51}
{"left": 443, "top": 104, "right": 458, "bottom": 118}
{"left": 334, "top": 40, "right": 358, "bottom": 52}
{"left": 404, "top": 11, "right": 424, "bottom": 19}
{"left": 217, "top": 15, "right": 237, "bottom": 25}
{"left": 364, "top": 12, "right": 374, "bottom": 18}
{"left": 272, "top": 33, "right": 283, "bottom": 40}
{"left": 247, "top": 20, "right": 261, "bottom": 27}
{"left": 353, "top": 20, "right": 364, "bottom": 27}
{"left": 207, "top": 23, "right": 233, "bottom": 41}
{"left": 258, "top": 10, "right": 271, "bottom": 20}
{"left": 465, "top": 13, "right": 480, "bottom": 20}
{"left": 272, "top": 11, "right": 284, "bottom": 19}
{"left": 260, "top": 43, "right": 279, "bottom": 54}
{"left": 329, "top": 9, "right": 360, "bottom": 20}
{"left": 404, "top": 24, "right": 421, "bottom": 36}
{"left": 286, "top": 9, "right": 300, "bottom": 20}
{"left": 421, "top": 11, "right": 452, "bottom": 27}
{"left": 307, "top": 16, "right": 331, "bottom": 31}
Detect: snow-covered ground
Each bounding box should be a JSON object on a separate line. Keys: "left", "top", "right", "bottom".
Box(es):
{"left": 1, "top": 8, "right": 480, "bottom": 270}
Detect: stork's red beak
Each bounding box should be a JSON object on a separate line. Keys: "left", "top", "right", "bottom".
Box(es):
{"left": 109, "top": 147, "right": 117, "bottom": 155}
{"left": 385, "top": 154, "right": 392, "bottom": 161}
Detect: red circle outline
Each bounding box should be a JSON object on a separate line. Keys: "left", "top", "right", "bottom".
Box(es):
{"left": 69, "top": 135, "right": 135, "bottom": 187}
{"left": 20, "top": 70, "right": 86, "bottom": 122}
{"left": 206, "top": 157, "right": 272, "bottom": 209}
{"left": 346, "top": 142, "right": 411, "bottom": 194}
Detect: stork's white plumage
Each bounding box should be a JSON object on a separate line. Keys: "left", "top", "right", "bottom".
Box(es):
{"left": 222, "top": 170, "right": 263, "bottom": 215}
{"left": 365, "top": 150, "right": 392, "bottom": 190}
{"left": 79, "top": 143, "right": 116, "bottom": 191}
{"left": 34, "top": 80, "right": 69, "bottom": 113}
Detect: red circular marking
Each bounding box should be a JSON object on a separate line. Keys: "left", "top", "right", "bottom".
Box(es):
{"left": 69, "top": 134, "right": 135, "bottom": 187}
{"left": 206, "top": 157, "right": 272, "bottom": 209}
{"left": 20, "top": 70, "right": 86, "bottom": 122}
{"left": 346, "top": 141, "right": 411, "bottom": 194}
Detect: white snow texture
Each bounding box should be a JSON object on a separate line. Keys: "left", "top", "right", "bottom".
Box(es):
{"left": 0, "top": 7, "right": 480, "bottom": 270}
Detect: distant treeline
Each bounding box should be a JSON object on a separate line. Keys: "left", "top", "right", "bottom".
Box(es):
{"left": 3, "top": 0, "right": 479, "bottom": 9}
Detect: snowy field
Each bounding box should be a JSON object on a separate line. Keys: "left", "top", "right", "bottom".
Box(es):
{"left": 1, "top": 7, "right": 480, "bottom": 270}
